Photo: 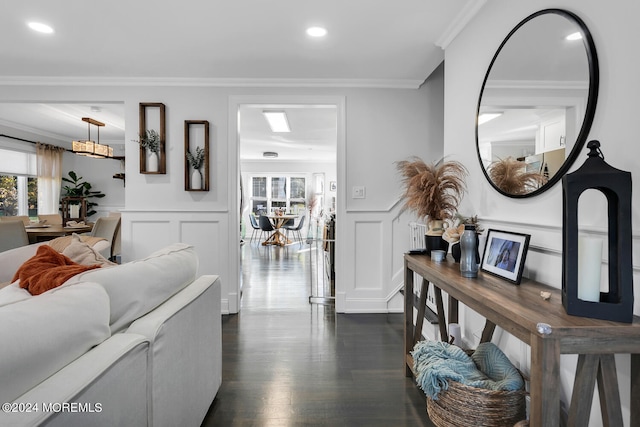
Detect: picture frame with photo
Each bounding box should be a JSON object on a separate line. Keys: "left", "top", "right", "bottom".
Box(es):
{"left": 480, "top": 229, "right": 531, "bottom": 285}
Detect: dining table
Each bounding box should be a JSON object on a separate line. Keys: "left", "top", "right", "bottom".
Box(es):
{"left": 25, "top": 223, "right": 94, "bottom": 243}
{"left": 262, "top": 214, "right": 298, "bottom": 246}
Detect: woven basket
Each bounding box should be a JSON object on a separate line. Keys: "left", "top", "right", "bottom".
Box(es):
{"left": 427, "top": 380, "right": 526, "bottom": 427}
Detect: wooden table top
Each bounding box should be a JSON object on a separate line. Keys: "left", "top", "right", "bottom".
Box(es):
{"left": 25, "top": 223, "right": 93, "bottom": 237}
{"left": 264, "top": 214, "right": 299, "bottom": 219}
{"left": 405, "top": 254, "right": 640, "bottom": 351}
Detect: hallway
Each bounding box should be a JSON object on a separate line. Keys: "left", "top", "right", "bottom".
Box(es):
{"left": 202, "top": 241, "right": 433, "bottom": 426}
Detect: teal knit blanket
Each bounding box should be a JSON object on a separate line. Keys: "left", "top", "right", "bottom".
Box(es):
{"left": 411, "top": 341, "right": 524, "bottom": 400}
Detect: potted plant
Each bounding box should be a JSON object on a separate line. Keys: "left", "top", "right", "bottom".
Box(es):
{"left": 487, "top": 156, "right": 547, "bottom": 195}
{"left": 61, "top": 170, "right": 105, "bottom": 218}
{"left": 396, "top": 156, "right": 467, "bottom": 253}
{"left": 133, "top": 130, "right": 161, "bottom": 172}
{"left": 186, "top": 146, "right": 205, "bottom": 190}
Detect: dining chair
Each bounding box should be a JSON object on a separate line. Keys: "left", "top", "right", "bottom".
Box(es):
{"left": 90, "top": 216, "right": 121, "bottom": 261}
{"left": 37, "top": 213, "right": 63, "bottom": 225}
{"left": 0, "top": 215, "right": 30, "bottom": 225}
{"left": 248, "top": 214, "right": 261, "bottom": 243}
{"left": 0, "top": 220, "right": 30, "bottom": 252}
{"left": 258, "top": 215, "right": 274, "bottom": 242}
{"left": 284, "top": 215, "right": 305, "bottom": 242}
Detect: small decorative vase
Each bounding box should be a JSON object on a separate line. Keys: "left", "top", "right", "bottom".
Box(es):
{"left": 426, "top": 219, "right": 446, "bottom": 236}
{"left": 147, "top": 151, "right": 159, "bottom": 172}
{"left": 424, "top": 218, "right": 449, "bottom": 256}
{"left": 460, "top": 225, "right": 479, "bottom": 278}
{"left": 451, "top": 242, "right": 462, "bottom": 263}
{"left": 191, "top": 169, "right": 202, "bottom": 190}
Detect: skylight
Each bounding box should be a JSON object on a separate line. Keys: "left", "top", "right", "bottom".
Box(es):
{"left": 263, "top": 111, "right": 291, "bottom": 133}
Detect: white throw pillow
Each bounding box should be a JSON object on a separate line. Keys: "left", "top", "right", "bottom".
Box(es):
{"left": 63, "top": 243, "right": 198, "bottom": 333}
{"left": 61, "top": 233, "right": 116, "bottom": 267}
{"left": 0, "top": 282, "right": 111, "bottom": 404}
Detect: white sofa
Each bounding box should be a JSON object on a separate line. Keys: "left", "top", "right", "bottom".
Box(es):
{"left": 0, "top": 242, "right": 222, "bottom": 427}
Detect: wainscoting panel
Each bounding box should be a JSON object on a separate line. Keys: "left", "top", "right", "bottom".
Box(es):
{"left": 337, "top": 203, "right": 412, "bottom": 313}
{"left": 354, "top": 221, "right": 384, "bottom": 291}
{"left": 121, "top": 210, "right": 233, "bottom": 314}
{"left": 180, "top": 220, "right": 221, "bottom": 277}
{"left": 129, "top": 220, "right": 174, "bottom": 261}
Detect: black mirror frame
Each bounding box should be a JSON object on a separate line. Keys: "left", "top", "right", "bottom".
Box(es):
{"left": 475, "top": 9, "right": 599, "bottom": 198}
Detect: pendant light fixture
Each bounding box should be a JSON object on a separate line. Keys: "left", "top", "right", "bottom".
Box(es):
{"left": 72, "top": 117, "right": 113, "bottom": 158}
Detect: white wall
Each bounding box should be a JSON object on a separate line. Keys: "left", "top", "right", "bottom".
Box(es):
{"left": 445, "top": 1, "right": 640, "bottom": 425}
{"left": 341, "top": 64, "right": 445, "bottom": 312}
{"left": 63, "top": 153, "right": 125, "bottom": 218}
{"left": 0, "top": 76, "right": 443, "bottom": 315}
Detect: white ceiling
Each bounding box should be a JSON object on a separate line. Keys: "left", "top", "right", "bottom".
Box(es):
{"left": 0, "top": 1, "right": 478, "bottom": 160}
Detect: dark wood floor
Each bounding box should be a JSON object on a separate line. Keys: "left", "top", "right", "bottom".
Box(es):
{"left": 202, "top": 240, "right": 434, "bottom": 426}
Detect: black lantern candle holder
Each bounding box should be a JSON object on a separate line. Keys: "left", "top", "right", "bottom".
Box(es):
{"left": 562, "top": 140, "right": 633, "bottom": 323}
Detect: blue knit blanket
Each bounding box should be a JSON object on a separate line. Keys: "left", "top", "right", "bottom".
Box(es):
{"left": 411, "top": 341, "right": 524, "bottom": 400}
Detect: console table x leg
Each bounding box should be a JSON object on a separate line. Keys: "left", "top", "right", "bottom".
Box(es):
{"left": 568, "top": 354, "right": 622, "bottom": 427}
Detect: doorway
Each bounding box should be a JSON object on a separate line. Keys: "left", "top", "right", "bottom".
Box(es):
{"left": 233, "top": 98, "right": 343, "bottom": 312}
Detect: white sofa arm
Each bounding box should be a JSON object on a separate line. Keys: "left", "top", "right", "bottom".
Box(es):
{"left": 127, "top": 275, "right": 221, "bottom": 427}
{"left": 0, "top": 242, "right": 46, "bottom": 284}
{"left": 3, "top": 333, "right": 149, "bottom": 427}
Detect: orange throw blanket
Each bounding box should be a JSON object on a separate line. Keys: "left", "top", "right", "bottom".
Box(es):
{"left": 12, "top": 245, "right": 101, "bottom": 295}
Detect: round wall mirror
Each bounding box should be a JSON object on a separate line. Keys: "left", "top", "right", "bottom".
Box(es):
{"left": 476, "top": 9, "right": 599, "bottom": 197}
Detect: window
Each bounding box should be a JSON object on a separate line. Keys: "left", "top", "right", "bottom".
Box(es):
{"left": 249, "top": 175, "right": 306, "bottom": 215}
{"left": 0, "top": 148, "right": 37, "bottom": 218}
{"left": 271, "top": 177, "right": 286, "bottom": 200}
{"left": 251, "top": 177, "right": 267, "bottom": 214}
{"left": 290, "top": 178, "right": 305, "bottom": 199}
{"left": 252, "top": 177, "right": 267, "bottom": 198}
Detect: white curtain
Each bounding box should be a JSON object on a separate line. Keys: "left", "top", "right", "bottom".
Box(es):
{"left": 36, "top": 143, "right": 65, "bottom": 215}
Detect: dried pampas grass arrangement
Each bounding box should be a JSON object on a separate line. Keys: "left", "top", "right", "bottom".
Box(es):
{"left": 488, "top": 157, "right": 548, "bottom": 195}
{"left": 396, "top": 157, "right": 468, "bottom": 221}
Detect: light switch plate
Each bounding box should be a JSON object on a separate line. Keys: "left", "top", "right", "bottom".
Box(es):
{"left": 352, "top": 186, "right": 365, "bottom": 199}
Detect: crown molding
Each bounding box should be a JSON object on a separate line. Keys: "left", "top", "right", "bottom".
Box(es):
{"left": 435, "top": 0, "right": 487, "bottom": 49}
{"left": 0, "top": 76, "right": 424, "bottom": 89}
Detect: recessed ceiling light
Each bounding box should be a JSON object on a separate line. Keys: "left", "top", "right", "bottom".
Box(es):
{"left": 27, "top": 22, "right": 54, "bottom": 34}
{"left": 306, "top": 26, "right": 327, "bottom": 38}
{"left": 263, "top": 110, "right": 291, "bottom": 133}
{"left": 566, "top": 32, "right": 582, "bottom": 41}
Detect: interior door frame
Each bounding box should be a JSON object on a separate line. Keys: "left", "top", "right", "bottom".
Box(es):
{"left": 228, "top": 94, "right": 346, "bottom": 313}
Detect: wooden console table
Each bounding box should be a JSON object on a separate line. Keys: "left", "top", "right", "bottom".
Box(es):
{"left": 404, "top": 254, "right": 640, "bottom": 427}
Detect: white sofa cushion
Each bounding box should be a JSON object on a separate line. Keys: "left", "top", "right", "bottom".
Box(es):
{"left": 63, "top": 243, "right": 198, "bottom": 333}
{"left": 0, "top": 282, "right": 111, "bottom": 404}
{"left": 0, "top": 282, "right": 31, "bottom": 308}
{"left": 5, "top": 334, "right": 149, "bottom": 427}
